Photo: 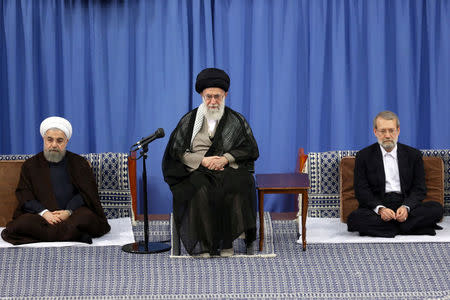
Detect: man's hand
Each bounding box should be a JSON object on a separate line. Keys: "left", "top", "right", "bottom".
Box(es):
{"left": 201, "top": 156, "right": 229, "bottom": 171}
{"left": 395, "top": 206, "right": 408, "bottom": 223}
{"left": 379, "top": 207, "right": 396, "bottom": 222}
{"left": 53, "top": 210, "right": 72, "bottom": 222}
{"left": 42, "top": 211, "right": 63, "bottom": 225}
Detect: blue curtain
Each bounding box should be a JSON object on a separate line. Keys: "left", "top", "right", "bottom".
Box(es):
{"left": 1, "top": 0, "right": 449, "bottom": 213}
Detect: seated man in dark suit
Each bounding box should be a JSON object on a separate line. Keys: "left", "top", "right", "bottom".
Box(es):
{"left": 1, "top": 116, "right": 110, "bottom": 245}
{"left": 347, "top": 111, "right": 443, "bottom": 237}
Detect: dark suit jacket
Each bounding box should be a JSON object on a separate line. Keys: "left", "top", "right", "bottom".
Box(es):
{"left": 354, "top": 142, "right": 426, "bottom": 211}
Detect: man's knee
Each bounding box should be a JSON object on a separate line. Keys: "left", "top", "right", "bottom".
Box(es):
{"left": 412, "top": 201, "right": 444, "bottom": 220}
{"left": 347, "top": 208, "right": 376, "bottom": 231}
{"left": 423, "top": 201, "right": 444, "bottom": 215}
{"left": 68, "top": 207, "right": 98, "bottom": 228}
{"left": 6, "top": 213, "right": 44, "bottom": 233}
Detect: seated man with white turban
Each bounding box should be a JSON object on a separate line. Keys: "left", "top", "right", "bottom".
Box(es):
{"left": 1, "top": 117, "right": 110, "bottom": 245}
{"left": 163, "top": 68, "right": 259, "bottom": 257}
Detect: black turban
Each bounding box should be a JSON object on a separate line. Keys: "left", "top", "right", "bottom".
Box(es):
{"left": 195, "top": 68, "right": 230, "bottom": 94}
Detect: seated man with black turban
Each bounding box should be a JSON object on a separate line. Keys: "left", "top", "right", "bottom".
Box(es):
{"left": 1, "top": 116, "right": 110, "bottom": 245}
{"left": 162, "top": 68, "right": 259, "bottom": 257}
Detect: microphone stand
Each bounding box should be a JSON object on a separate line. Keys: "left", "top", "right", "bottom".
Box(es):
{"left": 122, "top": 143, "right": 171, "bottom": 254}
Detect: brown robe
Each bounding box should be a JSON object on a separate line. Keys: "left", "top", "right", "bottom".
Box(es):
{"left": 1, "top": 151, "right": 110, "bottom": 245}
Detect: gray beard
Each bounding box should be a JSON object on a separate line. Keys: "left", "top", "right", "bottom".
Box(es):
{"left": 378, "top": 138, "right": 397, "bottom": 152}
{"left": 44, "top": 149, "right": 66, "bottom": 163}
{"left": 204, "top": 98, "right": 225, "bottom": 121}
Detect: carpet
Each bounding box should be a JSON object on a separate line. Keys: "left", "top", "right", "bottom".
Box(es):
{"left": 134, "top": 212, "right": 275, "bottom": 257}
{"left": 0, "top": 217, "right": 135, "bottom": 248}
{"left": 295, "top": 217, "right": 450, "bottom": 244}
{"left": 1, "top": 219, "right": 449, "bottom": 299}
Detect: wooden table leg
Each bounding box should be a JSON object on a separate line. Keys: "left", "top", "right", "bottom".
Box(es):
{"left": 301, "top": 190, "right": 308, "bottom": 251}
{"left": 258, "top": 189, "right": 265, "bottom": 251}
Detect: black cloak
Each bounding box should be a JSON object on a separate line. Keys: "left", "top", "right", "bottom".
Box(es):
{"left": 162, "top": 107, "right": 259, "bottom": 255}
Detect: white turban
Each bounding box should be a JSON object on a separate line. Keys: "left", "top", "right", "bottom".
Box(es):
{"left": 40, "top": 116, "right": 72, "bottom": 139}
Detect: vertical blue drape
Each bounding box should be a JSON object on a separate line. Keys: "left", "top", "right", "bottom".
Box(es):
{"left": 1, "top": 0, "right": 449, "bottom": 213}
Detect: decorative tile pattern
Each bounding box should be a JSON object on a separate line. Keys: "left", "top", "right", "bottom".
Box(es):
{"left": 0, "top": 153, "right": 132, "bottom": 219}
{"left": 133, "top": 219, "right": 171, "bottom": 243}
{"left": 305, "top": 149, "right": 450, "bottom": 217}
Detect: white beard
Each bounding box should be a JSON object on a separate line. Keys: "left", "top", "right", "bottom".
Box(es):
{"left": 204, "top": 97, "right": 225, "bottom": 121}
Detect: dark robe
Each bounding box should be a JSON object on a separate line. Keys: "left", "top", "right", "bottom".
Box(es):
{"left": 1, "top": 151, "right": 110, "bottom": 245}
{"left": 162, "top": 107, "right": 259, "bottom": 255}
{"left": 347, "top": 143, "right": 443, "bottom": 237}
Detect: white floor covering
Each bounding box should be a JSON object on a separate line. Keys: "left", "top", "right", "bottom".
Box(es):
{"left": 0, "top": 217, "right": 135, "bottom": 248}
{"left": 298, "top": 216, "right": 450, "bottom": 244}
{"left": 2, "top": 216, "right": 449, "bottom": 248}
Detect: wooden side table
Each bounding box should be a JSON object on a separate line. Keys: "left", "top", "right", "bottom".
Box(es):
{"left": 255, "top": 173, "right": 310, "bottom": 251}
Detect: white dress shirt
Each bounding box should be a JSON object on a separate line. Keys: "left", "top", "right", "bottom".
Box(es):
{"left": 207, "top": 119, "right": 217, "bottom": 137}
{"left": 375, "top": 144, "right": 409, "bottom": 214}
{"left": 381, "top": 144, "right": 401, "bottom": 193}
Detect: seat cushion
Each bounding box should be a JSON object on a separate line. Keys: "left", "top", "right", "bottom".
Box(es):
{"left": 423, "top": 156, "right": 445, "bottom": 205}
{"left": 339, "top": 156, "right": 444, "bottom": 223}
{"left": 339, "top": 157, "right": 358, "bottom": 223}
{"left": 0, "top": 161, "right": 24, "bottom": 227}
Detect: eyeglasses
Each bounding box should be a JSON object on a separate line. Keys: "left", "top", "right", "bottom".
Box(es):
{"left": 203, "top": 94, "right": 224, "bottom": 101}
{"left": 376, "top": 128, "right": 397, "bottom": 135}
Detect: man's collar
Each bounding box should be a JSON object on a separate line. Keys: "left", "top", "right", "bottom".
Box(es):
{"left": 380, "top": 144, "right": 398, "bottom": 158}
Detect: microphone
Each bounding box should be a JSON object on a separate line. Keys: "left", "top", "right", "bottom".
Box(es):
{"left": 133, "top": 128, "right": 165, "bottom": 149}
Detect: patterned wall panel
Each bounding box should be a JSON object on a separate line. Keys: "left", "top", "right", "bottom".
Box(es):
{"left": 305, "top": 149, "right": 450, "bottom": 218}
{"left": 0, "top": 153, "right": 131, "bottom": 219}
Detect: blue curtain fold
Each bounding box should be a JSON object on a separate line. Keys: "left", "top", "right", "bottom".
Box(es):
{"left": 1, "top": 0, "right": 449, "bottom": 213}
